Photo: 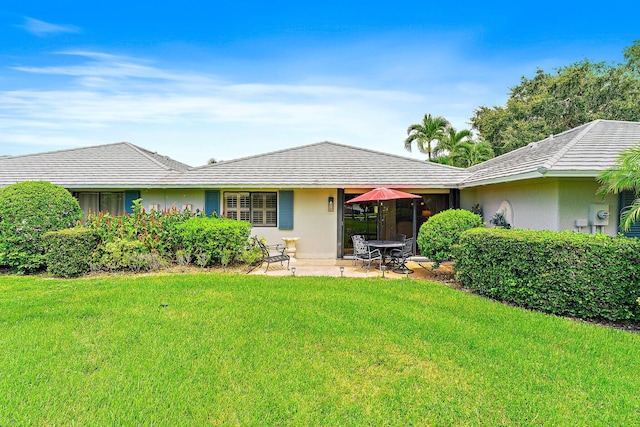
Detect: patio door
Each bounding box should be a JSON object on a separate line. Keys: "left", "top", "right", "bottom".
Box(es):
{"left": 342, "top": 193, "right": 450, "bottom": 256}
{"left": 343, "top": 194, "right": 378, "bottom": 255}
{"left": 378, "top": 199, "right": 412, "bottom": 240}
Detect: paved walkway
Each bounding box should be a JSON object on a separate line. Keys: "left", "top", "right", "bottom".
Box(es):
{"left": 248, "top": 258, "right": 435, "bottom": 280}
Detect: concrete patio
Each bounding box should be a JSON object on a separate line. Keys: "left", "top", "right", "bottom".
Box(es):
{"left": 248, "top": 258, "right": 436, "bottom": 280}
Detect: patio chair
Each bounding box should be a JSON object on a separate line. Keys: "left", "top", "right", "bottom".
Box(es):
{"left": 247, "top": 239, "right": 290, "bottom": 273}
{"left": 351, "top": 234, "right": 365, "bottom": 265}
{"left": 389, "top": 237, "right": 415, "bottom": 274}
{"left": 352, "top": 235, "right": 382, "bottom": 271}
{"left": 389, "top": 233, "right": 406, "bottom": 242}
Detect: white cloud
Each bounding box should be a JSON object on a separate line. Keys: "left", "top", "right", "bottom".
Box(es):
{"left": 0, "top": 49, "right": 512, "bottom": 165}
{"left": 19, "top": 17, "right": 81, "bottom": 37}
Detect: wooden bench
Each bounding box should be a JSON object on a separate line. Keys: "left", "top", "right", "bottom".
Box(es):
{"left": 247, "top": 239, "right": 290, "bottom": 273}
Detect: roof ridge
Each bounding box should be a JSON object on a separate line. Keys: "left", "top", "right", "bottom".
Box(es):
{"left": 590, "top": 119, "right": 640, "bottom": 125}
{"left": 130, "top": 143, "right": 192, "bottom": 170}
{"left": 0, "top": 141, "right": 131, "bottom": 161}
{"left": 326, "top": 141, "right": 467, "bottom": 171}
{"left": 122, "top": 142, "right": 185, "bottom": 171}
{"left": 191, "top": 140, "right": 466, "bottom": 171}
{"left": 538, "top": 121, "right": 599, "bottom": 171}
{"left": 190, "top": 141, "right": 333, "bottom": 170}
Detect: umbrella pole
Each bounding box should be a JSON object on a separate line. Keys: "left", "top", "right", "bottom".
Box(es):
{"left": 377, "top": 201, "right": 380, "bottom": 240}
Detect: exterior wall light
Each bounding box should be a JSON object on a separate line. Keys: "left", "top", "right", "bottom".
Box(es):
{"left": 328, "top": 196, "right": 335, "bottom": 212}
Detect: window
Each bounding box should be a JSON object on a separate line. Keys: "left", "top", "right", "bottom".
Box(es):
{"left": 73, "top": 192, "right": 125, "bottom": 219}
{"left": 224, "top": 192, "right": 277, "bottom": 226}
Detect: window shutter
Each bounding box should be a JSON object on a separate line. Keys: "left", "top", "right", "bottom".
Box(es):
{"left": 124, "top": 190, "right": 140, "bottom": 214}
{"left": 279, "top": 190, "right": 294, "bottom": 230}
{"left": 205, "top": 190, "right": 220, "bottom": 217}
{"left": 620, "top": 190, "right": 640, "bottom": 238}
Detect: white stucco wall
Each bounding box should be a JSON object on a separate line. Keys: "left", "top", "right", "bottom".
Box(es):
{"left": 461, "top": 177, "right": 622, "bottom": 236}
{"left": 460, "top": 179, "right": 559, "bottom": 230}
{"left": 557, "top": 178, "right": 619, "bottom": 235}
{"left": 252, "top": 188, "right": 337, "bottom": 259}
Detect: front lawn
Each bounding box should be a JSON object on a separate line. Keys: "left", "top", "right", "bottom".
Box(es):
{"left": 1, "top": 273, "right": 638, "bottom": 425}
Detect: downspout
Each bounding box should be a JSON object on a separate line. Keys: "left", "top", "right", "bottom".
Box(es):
{"left": 412, "top": 200, "right": 418, "bottom": 254}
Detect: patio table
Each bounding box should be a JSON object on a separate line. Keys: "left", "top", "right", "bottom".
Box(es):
{"left": 366, "top": 240, "right": 404, "bottom": 265}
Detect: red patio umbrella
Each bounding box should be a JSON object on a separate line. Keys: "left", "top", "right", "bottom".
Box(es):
{"left": 346, "top": 187, "right": 422, "bottom": 241}
{"left": 345, "top": 187, "right": 421, "bottom": 204}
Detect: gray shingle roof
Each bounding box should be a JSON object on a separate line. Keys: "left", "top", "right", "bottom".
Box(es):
{"left": 461, "top": 120, "right": 640, "bottom": 187}
{"left": 3, "top": 120, "right": 639, "bottom": 190}
{"left": 176, "top": 141, "right": 467, "bottom": 188}
{"left": 0, "top": 142, "right": 189, "bottom": 188}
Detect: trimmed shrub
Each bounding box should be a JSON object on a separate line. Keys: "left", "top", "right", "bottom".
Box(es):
{"left": 417, "top": 209, "right": 483, "bottom": 267}
{"left": 0, "top": 181, "right": 82, "bottom": 273}
{"left": 92, "top": 238, "right": 166, "bottom": 272}
{"left": 43, "top": 228, "right": 99, "bottom": 278}
{"left": 453, "top": 228, "right": 640, "bottom": 321}
{"left": 176, "top": 217, "right": 252, "bottom": 267}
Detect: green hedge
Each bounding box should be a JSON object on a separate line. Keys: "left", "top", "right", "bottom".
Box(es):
{"left": 417, "top": 209, "right": 484, "bottom": 267}
{"left": 176, "top": 217, "right": 252, "bottom": 267}
{"left": 43, "top": 228, "right": 99, "bottom": 278}
{"left": 453, "top": 228, "right": 640, "bottom": 321}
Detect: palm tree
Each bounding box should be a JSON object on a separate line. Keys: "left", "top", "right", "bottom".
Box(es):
{"left": 597, "top": 145, "right": 640, "bottom": 231}
{"left": 433, "top": 128, "right": 472, "bottom": 159}
{"left": 404, "top": 114, "right": 450, "bottom": 161}
{"left": 451, "top": 141, "right": 494, "bottom": 168}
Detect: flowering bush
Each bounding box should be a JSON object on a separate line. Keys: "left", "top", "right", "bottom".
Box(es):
{"left": 85, "top": 199, "right": 193, "bottom": 260}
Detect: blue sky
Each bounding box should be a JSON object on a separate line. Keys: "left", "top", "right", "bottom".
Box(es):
{"left": 1, "top": 1, "right": 638, "bottom": 166}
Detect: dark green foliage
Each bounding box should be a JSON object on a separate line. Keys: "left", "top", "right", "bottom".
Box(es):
{"left": 490, "top": 212, "right": 511, "bottom": 229}
{"left": 176, "top": 217, "right": 252, "bottom": 266}
{"left": 43, "top": 228, "right": 99, "bottom": 278}
{"left": 417, "top": 209, "right": 483, "bottom": 267}
{"left": 454, "top": 228, "right": 640, "bottom": 321}
{"left": 470, "top": 203, "right": 483, "bottom": 218}
{"left": 0, "top": 181, "right": 82, "bottom": 273}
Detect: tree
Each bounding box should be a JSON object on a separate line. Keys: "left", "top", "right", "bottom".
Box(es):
{"left": 432, "top": 127, "right": 494, "bottom": 168}
{"left": 450, "top": 141, "right": 494, "bottom": 168}
{"left": 597, "top": 145, "right": 640, "bottom": 231}
{"left": 472, "top": 40, "right": 640, "bottom": 156}
{"left": 404, "top": 114, "right": 450, "bottom": 160}
{"left": 624, "top": 40, "right": 640, "bottom": 74}
{"left": 433, "top": 128, "right": 472, "bottom": 159}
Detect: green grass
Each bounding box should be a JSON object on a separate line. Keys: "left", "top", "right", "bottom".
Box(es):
{"left": 1, "top": 273, "right": 639, "bottom": 425}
